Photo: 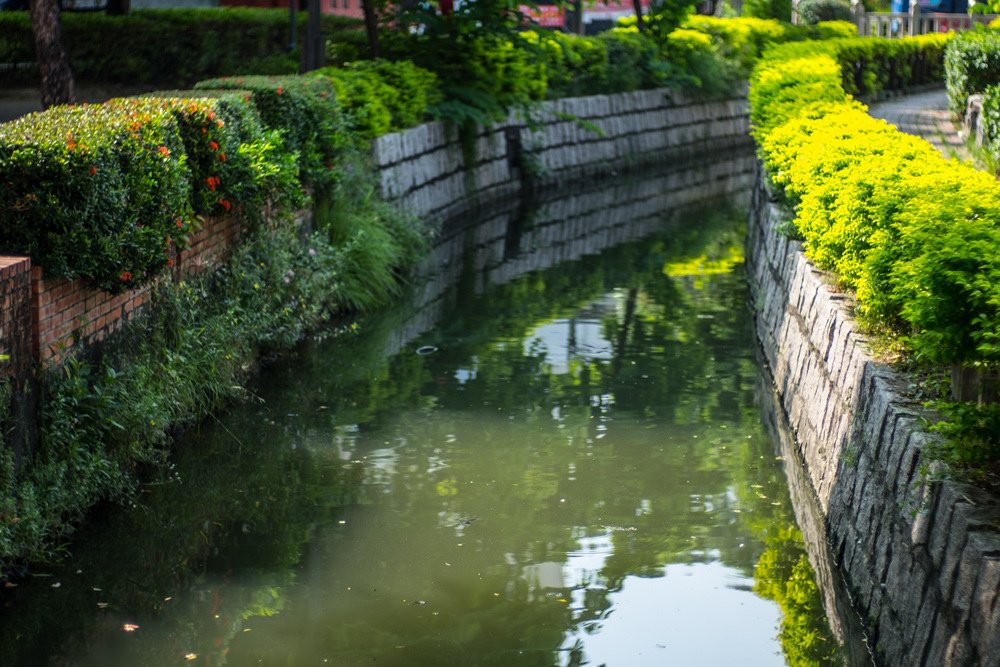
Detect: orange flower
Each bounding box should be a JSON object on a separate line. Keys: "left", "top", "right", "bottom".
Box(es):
{"left": 218, "top": 153, "right": 226, "bottom": 162}
{"left": 175, "top": 218, "right": 183, "bottom": 228}
{"left": 209, "top": 141, "right": 219, "bottom": 151}
{"left": 89, "top": 166, "right": 97, "bottom": 175}
{"left": 119, "top": 271, "right": 133, "bottom": 282}
{"left": 158, "top": 146, "right": 170, "bottom": 157}
{"left": 276, "top": 86, "right": 284, "bottom": 95}
{"left": 219, "top": 199, "right": 231, "bottom": 212}
{"left": 166, "top": 257, "right": 175, "bottom": 268}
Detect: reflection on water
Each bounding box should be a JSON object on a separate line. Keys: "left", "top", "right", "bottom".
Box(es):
{"left": 0, "top": 158, "right": 849, "bottom": 666}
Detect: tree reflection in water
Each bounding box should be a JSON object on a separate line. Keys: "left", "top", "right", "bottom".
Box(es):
{"left": 0, "top": 183, "right": 841, "bottom": 666}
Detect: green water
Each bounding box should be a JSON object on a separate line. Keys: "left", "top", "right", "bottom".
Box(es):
{"left": 0, "top": 162, "right": 845, "bottom": 666}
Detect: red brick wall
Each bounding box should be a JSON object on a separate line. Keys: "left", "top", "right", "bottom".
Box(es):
{"left": 31, "top": 271, "right": 155, "bottom": 364}
{"left": 0, "top": 211, "right": 251, "bottom": 465}
{"left": 24, "top": 211, "right": 245, "bottom": 364}
{"left": 176, "top": 211, "right": 244, "bottom": 279}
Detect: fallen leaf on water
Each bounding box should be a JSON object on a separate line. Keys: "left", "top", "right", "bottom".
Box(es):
{"left": 122, "top": 623, "right": 140, "bottom": 633}
{"left": 184, "top": 653, "right": 197, "bottom": 661}
{"left": 51, "top": 583, "right": 61, "bottom": 589}
{"left": 97, "top": 602, "right": 108, "bottom": 608}
{"left": 3, "top": 582, "right": 16, "bottom": 589}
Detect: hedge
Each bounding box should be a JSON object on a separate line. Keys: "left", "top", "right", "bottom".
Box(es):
{"left": 981, "top": 82, "right": 1000, "bottom": 161}
{"left": 0, "top": 17, "right": 856, "bottom": 295}
{"left": 0, "top": 8, "right": 362, "bottom": 87}
{"left": 195, "top": 74, "right": 345, "bottom": 190}
{"left": 0, "top": 86, "right": 311, "bottom": 292}
{"left": 750, "top": 34, "right": 1000, "bottom": 461}
{"left": 0, "top": 103, "right": 191, "bottom": 292}
{"left": 944, "top": 29, "right": 1000, "bottom": 115}
{"left": 315, "top": 60, "right": 440, "bottom": 139}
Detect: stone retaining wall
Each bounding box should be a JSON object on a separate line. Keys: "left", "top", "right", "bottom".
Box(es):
{"left": 372, "top": 88, "right": 751, "bottom": 222}
{"left": 380, "top": 154, "right": 755, "bottom": 362}
{"left": 747, "top": 168, "right": 1000, "bottom": 665}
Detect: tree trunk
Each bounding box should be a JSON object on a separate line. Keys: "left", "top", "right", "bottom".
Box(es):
{"left": 612, "top": 288, "right": 638, "bottom": 378}
{"left": 361, "top": 0, "right": 380, "bottom": 59}
{"left": 631, "top": 0, "right": 645, "bottom": 31}
{"left": 106, "top": 0, "right": 129, "bottom": 16}
{"left": 302, "top": 0, "right": 324, "bottom": 72}
{"left": 568, "top": 0, "right": 585, "bottom": 35}
{"left": 30, "top": 0, "right": 75, "bottom": 109}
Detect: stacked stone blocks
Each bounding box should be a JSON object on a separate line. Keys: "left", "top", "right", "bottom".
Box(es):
{"left": 372, "top": 88, "right": 751, "bottom": 222}
{"left": 748, "top": 170, "right": 1000, "bottom": 666}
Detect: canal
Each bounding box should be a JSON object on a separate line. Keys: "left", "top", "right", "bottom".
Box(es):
{"left": 1, "top": 155, "right": 859, "bottom": 666}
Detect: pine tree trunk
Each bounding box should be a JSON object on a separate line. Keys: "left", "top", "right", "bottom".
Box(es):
{"left": 106, "top": 0, "right": 129, "bottom": 16}
{"left": 361, "top": 0, "right": 380, "bottom": 59}
{"left": 30, "top": 0, "right": 75, "bottom": 109}
{"left": 631, "top": 0, "right": 645, "bottom": 31}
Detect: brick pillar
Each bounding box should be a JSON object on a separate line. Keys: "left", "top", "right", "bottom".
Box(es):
{"left": 0, "top": 257, "right": 37, "bottom": 469}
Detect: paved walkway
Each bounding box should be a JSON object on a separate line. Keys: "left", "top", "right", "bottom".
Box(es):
{"left": 867, "top": 88, "right": 974, "bottom": 163}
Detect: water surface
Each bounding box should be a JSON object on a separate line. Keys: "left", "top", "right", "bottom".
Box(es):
{"left": 0, "top": 158, "right": 845, "bottom": 666}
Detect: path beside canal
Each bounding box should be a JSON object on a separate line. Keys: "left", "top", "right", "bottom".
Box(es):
{"left": 867, "top": 87, "right": 974, "bottom": 163}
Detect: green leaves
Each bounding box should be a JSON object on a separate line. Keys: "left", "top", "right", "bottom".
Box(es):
{"left": 0, "top": 103, "right": 190, "bottom": 292}
{"left": 750, "top": 32, "right": 1000, "bottom": 466}
{"left": 945, "top": 28, "right": 1000, "bottom": 115}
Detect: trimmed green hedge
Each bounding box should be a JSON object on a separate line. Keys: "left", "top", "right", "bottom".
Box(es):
{"left": 0, "top": 8, "right": 362, "bottom": 87}
{"left": 0, "top": 17, "right": 853, "bottom": 297}
{"left": 751, "top": 34, "right": 1000, "bottom": 464}
{"left": 981, "top": 82, "right": 1000, "bottom": 161}
{"left": 315, "top": 60, "right": 440, "bottom": 139}
{"left": 0, "top": 86, "right": 308, "bottom": 292}
{"left": 195, "top": 74, "right": 345, "bottom": 190}
{"left": 945, "top": 29, "right": 1000, "bottom": 115}
{"left": 0, "top": 103, "right": 190, "bottom": 292}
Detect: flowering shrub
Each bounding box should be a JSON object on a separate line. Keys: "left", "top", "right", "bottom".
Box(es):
{"left": 107, "top": 94, "right": 261, "bottom": 217}
{"left": 195, "top": 75, "right": 346, "bottom": 190}
{"left": 0, "top": 104, "right": 190, "bottom": 292}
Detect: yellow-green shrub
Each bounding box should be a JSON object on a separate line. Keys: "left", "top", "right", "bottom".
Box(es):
{"left": 750, "top": 35, "right": 1000, "bottom": 464}
{"left": 682, "top": 16, "right": 788, "bottom": 71}
{"left": 519, "top": 30, "right": 609, "bottom": 98}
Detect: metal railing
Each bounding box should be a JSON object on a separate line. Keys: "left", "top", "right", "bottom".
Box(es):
{"left": 854, "top": 4, "right": 998, "bottom": 38}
